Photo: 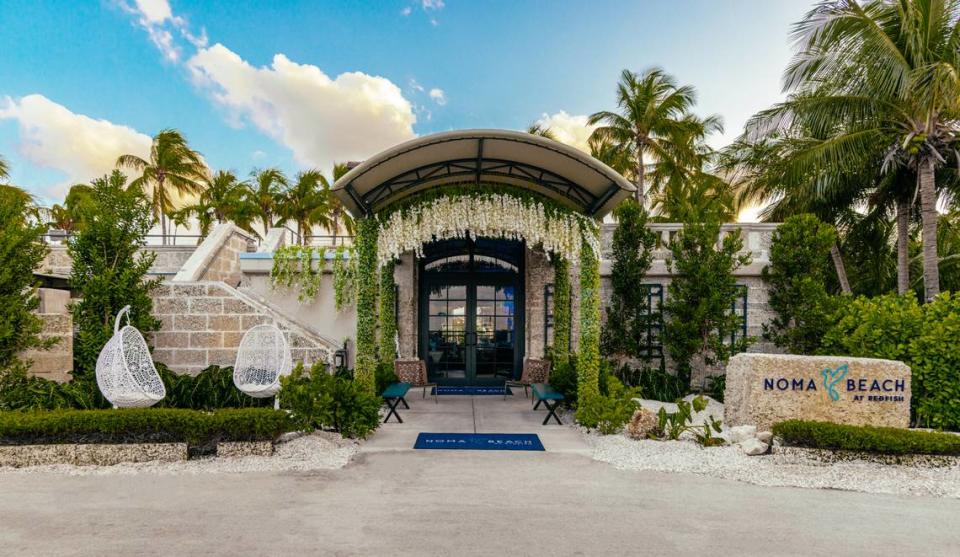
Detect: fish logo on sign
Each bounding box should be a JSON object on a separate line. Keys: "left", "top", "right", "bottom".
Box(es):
{"left": 821, "top": 364, "right": 849, "bottom": 402}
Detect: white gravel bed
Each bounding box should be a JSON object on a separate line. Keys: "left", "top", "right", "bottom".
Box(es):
{"left": 0, "top": 431, "right": 359, "bottom": 476}
{"left": 589, "top": 433, "right": 960, "bottom": 498}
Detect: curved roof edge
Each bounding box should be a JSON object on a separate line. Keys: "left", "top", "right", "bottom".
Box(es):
{"left": 332, "top": 129, "right": 635, "bottom": 219}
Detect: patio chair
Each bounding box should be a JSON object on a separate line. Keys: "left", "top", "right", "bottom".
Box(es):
{"left": 95, "top": 305, "right": 166, "bottom": 408}
{"left": 504, "top": 358, "right": 551, "bottom": 400}
{"left": 233, "top": 324, "right": 293, "bottom": 408}
{"left": 395, "top": 358, "right": 437, "bottom": 403}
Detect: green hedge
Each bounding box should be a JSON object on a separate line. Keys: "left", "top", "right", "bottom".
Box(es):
{"left": 773, "top": 420, "right": 960, "bottom": 456}
{"left": 0, "top": 408, "right": 293, "bottom": 446}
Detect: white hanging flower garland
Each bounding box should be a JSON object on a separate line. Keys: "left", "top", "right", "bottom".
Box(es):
{"left": 376, "top": 192, "right": 600, "bottom": 265}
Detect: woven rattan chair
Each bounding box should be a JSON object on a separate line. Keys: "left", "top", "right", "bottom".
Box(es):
{"left": 395, "top": 358, "right": 437, "bottom": 403}
{"left": 95, "top": 306, "right": 166, "bottom": 408}
{"left": 504, "top": 358, "right": 551, "bottom": 400}
{"left": 233, "top": 324, "right": 293, "bottom": 408}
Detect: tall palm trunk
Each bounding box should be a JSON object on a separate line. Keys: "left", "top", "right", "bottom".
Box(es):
{"left": 635, "top": 148, "right": 645, "bottom": 206}
{"left": 919, "top": 156, "right": 940, "bottom": 301}
{"left": 896, "top": 197, "right": 910, "bottom": 295}
{"left": 830, "top": 243, "right": 852, "bottom": 295}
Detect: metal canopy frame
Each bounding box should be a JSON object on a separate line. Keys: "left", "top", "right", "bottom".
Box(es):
{"left": 359, "top": 157, "right": 601, "bottom": 213}
{"left": 335, "top": 131, "right": 635, "bottom": 218}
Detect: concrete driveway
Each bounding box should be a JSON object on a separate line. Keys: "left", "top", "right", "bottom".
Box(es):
{"left": 1, "top": 449, "right": 958, "bottom": 556}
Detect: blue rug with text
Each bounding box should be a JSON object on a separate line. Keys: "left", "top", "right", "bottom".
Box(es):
{"left": 414, "top": 433, "right": 544, "bottom": 451}
{"left": 430, "top": 386, "right": 512, "bottom": 396}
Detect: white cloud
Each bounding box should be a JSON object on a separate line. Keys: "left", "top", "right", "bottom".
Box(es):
{"left": 121, "top": 0, "right": 207, "bottom": 61}
{"left": 133, "top": 0, "right": 172, "bottom": 23}
{"left": 186, "top": 43, "right": 417, "bottom": 169}
{"left": 422, "top": 0, "right": 445, "bottom": 10}
{"left": 429, "top": 88, "right": 446, "bottom": 105}
{"left": 532, "top": 111, "right": 596, "bottom": 153}
{"left": 400, "top": 6, "right": 413, "bottom": 16}
{"left": 0, "top": 94, "right": 151, "bottom": 196}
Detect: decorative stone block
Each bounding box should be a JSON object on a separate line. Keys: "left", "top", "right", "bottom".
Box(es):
{"left": 152, "top": 332, "right": 190, "bottom": 348}
{"left": 724, "top": 353, "right": 911, "bottom": 430}
{"left": 188, "top": 297, "right": 223, "bottom": 314}
{"left": 223, "top": 298, "right": 252, "bottom": 314}
{"left": 173, "top": 349, "right": 207, "bottom": 365}
{"left": 0, "top": 443, "right": 188, "bottom": 467}
{"left": 155, "top": 297, "right": 188, "bottom": 315}
{"left": 189, "top": 331, "right": 223, "bottom": 349}
{"left": 174, "top": 314, "right": 208, "bottom": 331}
{"left": 242, "top": 314, "right": 268, "bottom": 329}
{"left": 217, "top": 441, "right": 273, "bottom": 458}
{"left": 171, "top": 284, "right": 207, "bottom": 297}
{"left": 209, "top": 315, "right": 241, "bottom": 331}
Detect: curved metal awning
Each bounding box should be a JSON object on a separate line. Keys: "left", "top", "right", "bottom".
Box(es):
{"left": 332, "top": 129, "right": 635, "bottom": 218}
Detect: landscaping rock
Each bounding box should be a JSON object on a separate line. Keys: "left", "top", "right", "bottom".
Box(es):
{"left": 626, "top": 409, "right": 658, "bottom": 440}
{"left": 635, "top": 399, "right": 678, "bottom": 415}
{"left": 726, "top": 425, "right": 757, "bottom": 444}
{"left": 756, "top": 431, "right": 773, "bottom": 444}
{"left": 217, "top": 441, "right": 273, "bottom": 458}
{"left": 683, "top": 394, "right": 724, "bottom": 428}
{"left": 0, "top": 443, "right": 188, "bottom": 467}
{"left": 724, "top": 353, "right": 911, "bottom": 430}
{"left": 740, "top": 438, "right": 769, "bottom": 456}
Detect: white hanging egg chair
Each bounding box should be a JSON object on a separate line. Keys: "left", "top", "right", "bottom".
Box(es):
{"left": 233, "top": 324, "right": 293, "bottom": 401}
{"left": 95, "top": 305, "right": 166, "bottom": 408}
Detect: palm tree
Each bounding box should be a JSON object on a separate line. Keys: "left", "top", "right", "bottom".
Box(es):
{"left": 171, "top": 170, "right": 257, "bottom": 238}
{"left": 325, "top": 162, "right": 355, "bottom": 240}
{"left": 758, "top": 0, "right": 960, "bottom": 301}
{"left": 116, "top": 129, "right": 207, "bottom": 245}
{"left": 0, "top": 154, "right": 9, "bottom": 183}
{"left": 245, "top": 168, "right": 289, "bottom": 237}
{"left": 526, "top": 124, "right": 557, "bottom": 141}
{"left": 588, "top": 68, "right": 712, "bottom": 205}
{"left": 47, "top": 184, "right": 95, "bottom": 233}
{"left": 278, "top": 170, "right": 332, "bottom": 244}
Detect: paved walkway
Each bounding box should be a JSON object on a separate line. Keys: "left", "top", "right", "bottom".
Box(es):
{"left": 363, "top": 389, "right": 592, "bottom": 454}
{"left": 2, "top": 451, "right": 958, "bottom": 556}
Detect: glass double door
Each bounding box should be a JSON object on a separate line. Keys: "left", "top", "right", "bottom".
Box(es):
{"left": 423, "top": 278, "right": 519, "bottom": 385}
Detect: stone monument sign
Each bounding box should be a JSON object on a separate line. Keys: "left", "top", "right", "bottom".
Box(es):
{"left": 724, "top": 353, "right": 911, "bottom": 430}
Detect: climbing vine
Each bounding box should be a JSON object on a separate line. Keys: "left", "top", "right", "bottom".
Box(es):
{"left": 378, "top": 261, "right": 398, "bottom": 368}
{"left": 354, "top": 218, "right": 379, "bottom": 395}
{"left": 575, "top": 230, "right": 602, "bottom": 423}
{"left": 270, "top": 244, "right": 356, "bottom": 308}
{"left": 551, "top": 256, "right": 572, "bottom": 366}
{"left": 376, "top": 186, "right": 599, "bottom": 265}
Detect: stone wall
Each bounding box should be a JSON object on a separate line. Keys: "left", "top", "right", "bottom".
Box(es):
{"left": 173, "top": 224, "right": 256, "bottom": 286}
{"left": 20, "top": 313, "right": 73, "bottom": 383}
{"left": 151, "top": 282, "right": 334, "bottom": 374}
{"left": 524, "top": 248, "right": 551, "bottom": 359}
{"left": 37, "top": 245, "right": 196, "bottom": 278}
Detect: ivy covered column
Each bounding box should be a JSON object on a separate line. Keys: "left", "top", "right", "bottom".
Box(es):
{"left": 378, "top": 261, "right": 397, "bottom": 368}
{"left": 354, "top": 217, "right": 379, "bottom": 395}
{"left": 576, "top": 230, "right": 602, "bottom": 407}
{"left": 551, "top": 257, "right": 571, "bottom": 366}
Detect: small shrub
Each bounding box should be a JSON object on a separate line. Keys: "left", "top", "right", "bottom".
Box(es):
{"left": 158, "top": 364, "right": 273, "bottom": 410}
{"left": 549, "top": 354, "right": 579, "bottom": 406}
{"left": 0, "top": 407, "right": 292, "bottom": 446}
{"left": 575, "top": 376, "right": 640, "bottom": 434}
{"left": 280, "top": 362, "right": 381, "bottom": 439}
{"left": 375, "top": 362, "right": 398, "bottom": 395}
{"left": 772, "top": 420, "right": 960, "bottom": 456}
{"left": 706, "top": 375, "right": 726, "bottom": 403}
{"left": 651, "top": 395, "right": 723, "bottom": 446}
{"left": 630, "top": 366, "right": 688, "bottom": 402}
{"left": 0, "top": 365, "right": 98, "bottom": 411}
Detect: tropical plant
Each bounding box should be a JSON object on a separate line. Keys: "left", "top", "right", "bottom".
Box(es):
{"left": 750, "top": 0, "right": 960, "bottom": 301}
{"left": 589, "top": 68, "right": 720, "bottom": 205}
{"left": 601, "top": 199, "right": 657, "bottom": 360}
{"left": 279, "top": 170, "right": 331, "bottom": 243}
{"left": 116, "top": 129, "right": 207, "bottom": 244}
{"left": 280, "top": 362, "right": 381, "bottom": 439}
{"left": 326, "top": 162, "right": 355, "bottom": 238}
{"left": 245, "top": 167, "right": 289, "bottom": 238}
{"left": 763, "top": 214, "right": 839, "bottom": 353}
{"left": 69, "top": 170, "right": 160, "bottom": 378}
{"left": 526, "top": 123, "right": 557, "bottom": 140}
{"left": 171, "top": 170, "right": 256, "bottom": 238}
{"left": 651, "top": 395, "right": 724, "bottom": 446}
{"left": 663, "top": 220, "right": 752, "bottom": 390}
{"left": 47, "top": 184, "right": 95, "bottom": 233}
{"left": 0, "top": 186, "right": 50, "bottom": 372}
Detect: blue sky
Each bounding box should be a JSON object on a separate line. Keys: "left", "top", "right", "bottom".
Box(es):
{"left": 0, "top": 0, "right": 812, "bottom": 204}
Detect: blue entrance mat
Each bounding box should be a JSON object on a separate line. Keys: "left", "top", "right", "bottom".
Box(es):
{"left": 431, "top": 386, "right": 512, "bottom": 396}
{"left": 414, "top": 433, "right": 545, "bottom": 451}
